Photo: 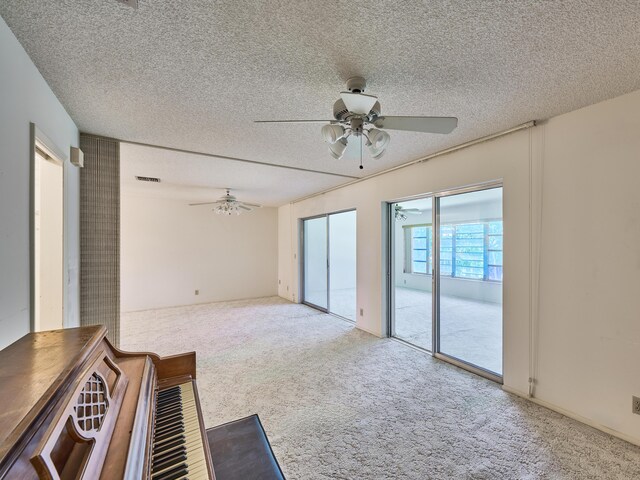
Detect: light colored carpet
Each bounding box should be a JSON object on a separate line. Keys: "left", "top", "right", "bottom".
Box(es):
{"left": 393, "top": 287, "right": 502, "bottom": 375}
{"left": 322, "top": 286, "right": 502, "bottom": 373}
{"left": 121, "top": 297, "right": 640, "bottom": 479}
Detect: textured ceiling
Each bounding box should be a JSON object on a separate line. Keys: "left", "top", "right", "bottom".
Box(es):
{"left": 2, "top": 1, "right": 640, "bottom": 203}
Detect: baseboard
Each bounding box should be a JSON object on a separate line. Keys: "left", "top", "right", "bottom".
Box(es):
{"left": 355, "top": 324, "right": 383, "bottom": 338}
{"left": 502, "top": 385, "right": 640, "bottom": 447}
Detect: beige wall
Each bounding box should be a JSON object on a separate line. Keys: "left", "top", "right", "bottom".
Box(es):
{"left": 278, "top": 89, "right": 640, "bottom": 444}
{"left": 121, "top": 194, "right": 278, "bottom": 312}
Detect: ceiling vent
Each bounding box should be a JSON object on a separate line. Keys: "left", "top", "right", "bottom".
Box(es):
{"left": 116, "top": 0, "right": 138, "bottom": 8}
{"left": 135, "top": 176, "right": 160, "bottom": 183}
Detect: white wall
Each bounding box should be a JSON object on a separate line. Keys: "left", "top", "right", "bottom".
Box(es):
{"left": 0, "top": 17, "right": 80, "bottom": 349}
{"left": 532, "top": 90, "right": 640, "bottom": 445}
{"left": 278, "top": 89, "right": 640, "bottom": 444}
{"left": 120, "top": 194, "right": 278, "bottom": 312}
{"left": 35, "top": 154, "right": 64, "bottom": 331}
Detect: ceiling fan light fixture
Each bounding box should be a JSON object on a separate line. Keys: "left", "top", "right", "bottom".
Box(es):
{"left": 367, "top": 129, "right": 390, "bottom": 158}
{"left": 215, "top": 202, "right": 241, "bottom": 216}
{"left": 321, "top": 124, "right": 345, "bottom": 144}
{"left": 328, "top": 138, "right": 348, "bottom": 160}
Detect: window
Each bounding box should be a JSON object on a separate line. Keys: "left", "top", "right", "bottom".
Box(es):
{"left": 404, "top": 220, "right": 503, "bottom": 281}
{"left": 486, "top": 221, "right": 503, "bottom": 281}
{"left": 454, "top": 223, "right": 485, "bottom": 280}
{"left": 411, "top": 226, "right": 430, "bottom": 274}
{"left": 405, "top": 225, "right": 431, "bottom": 274}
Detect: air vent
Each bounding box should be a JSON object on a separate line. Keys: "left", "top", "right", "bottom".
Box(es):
{"left": 116, "top": 0, "right": 138, "bottom": 8}
{"left": 135, "top": 176, "right": 161, "bottom": 183}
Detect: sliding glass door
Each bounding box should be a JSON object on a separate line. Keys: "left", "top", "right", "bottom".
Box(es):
{"left": 436, "top": 187, "right": 503, "bottom": 376}
{"left": 389, "top": 198, "right": 433, "bottom": 350}
{"left": 303, "top": 217, "right": 328, "bottom": 309}
{"left": 303, "top": 210, "right": 357, "bottom": 321}
{"left": 329, "top": 211, "right": 357, "bottom": 321}
{"left": 389, "top": 185, "right": 503, "bottom": 380}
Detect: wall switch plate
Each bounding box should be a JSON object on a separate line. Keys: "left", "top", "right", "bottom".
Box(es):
{"left": 360, "top": 308, "right": 364, "bottom": 316}
{"left": 195, "top": 290, "right": 199, "bottom": 295}
{"left": 633, "top": 396, "right": 640, "bottom": 415}
{"left": 278, "top": 280, "right": 281, "bottom": 284}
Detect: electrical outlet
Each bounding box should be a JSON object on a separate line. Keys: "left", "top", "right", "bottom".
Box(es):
{"left": 195, "top": 290, "right": 199, "bottom": 295}
{"left": 279, "top": 279, "right": 281, "bottom": 285}
{"left": 633, "top": 396, "right": 640, "bottom": 415}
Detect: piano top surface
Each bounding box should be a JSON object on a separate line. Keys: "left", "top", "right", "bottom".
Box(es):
{"left": 0, "top": 325, "right": 106, "bottom": 463}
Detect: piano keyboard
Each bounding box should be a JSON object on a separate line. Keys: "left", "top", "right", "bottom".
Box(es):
{"left": 151, "top": 382, "right": 209, "bottom": 480}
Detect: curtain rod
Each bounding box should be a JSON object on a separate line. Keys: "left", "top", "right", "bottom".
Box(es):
{"left": 290, "top": 120, "right": 537, "bottom": 204}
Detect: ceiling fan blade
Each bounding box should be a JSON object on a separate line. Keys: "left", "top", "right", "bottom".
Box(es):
{"left": 374, "top": 116, "right": 458, "bottom": 134}
{"left": 238, "top": 205, "right": 252, "bottom": 211}
{"left": 189, "top": 201, "right": 220, "bottom": 206}
{"left": 340, "top": 92, "right": 378, "bottom": 115}
{"left": 254, "top": 120, "right": 336, "bottom": 124}
{"left": 241, "top": 202, "right": 262, "bottom": 208}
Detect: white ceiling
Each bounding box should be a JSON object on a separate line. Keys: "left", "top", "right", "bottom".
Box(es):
{"left": 2, "top": 1, "right": 639, "bottom": 204}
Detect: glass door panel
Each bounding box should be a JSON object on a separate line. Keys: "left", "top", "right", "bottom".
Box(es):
{"left": 329, "top": 211, "right": 357, "bottom": 321}
{"left": 391, "top": 197, "right": 433, "bottom": 350}
{"left": 303, "top": 217, "right": 328, "bottom": 309}
{"left": 437, "top": 187, "right": 503, "bottom": 375}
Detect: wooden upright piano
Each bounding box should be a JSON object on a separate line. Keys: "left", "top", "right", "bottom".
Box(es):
{"left": 0, "top": 325, "right": 216, "bottom": 479}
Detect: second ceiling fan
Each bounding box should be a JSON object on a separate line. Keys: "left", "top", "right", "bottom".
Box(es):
{"left": 256, "top": 77, "right": 458, "bottom": 169}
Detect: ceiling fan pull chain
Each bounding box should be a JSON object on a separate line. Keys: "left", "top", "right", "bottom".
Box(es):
{"left": 359, "top": 134, "right": 364, "bottom": 170}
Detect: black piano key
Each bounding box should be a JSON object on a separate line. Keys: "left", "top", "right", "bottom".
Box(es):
{"left": 154, "top": 436, "right": 186, "bottom": 456}
{"left": 157, "top": 386, "right": 181, "bottom": 398}
{"left": 154, "top": 432, "right": 185, "bottom": 448}
{"left": 152, "top": 463, "right": 188, "bottom": 480}
{"left": 155, "top": 418, "right": 184, "bottom": 435}
{"left": 152, "top": 445, "right": 186, "bottom": 468}
{"left": 157, "top": 409, "right": 183, "bottom": 422}
{"left": 157, "top": 398, "right": 182, "bottom": 411}
{"left": 155, "top": 426, "right": 185, "bottom": 443}
{"left": 160, "top": 468, "right": 190, "bottom": 480}
{"left": 152, "top": 445, "right": 186, "bottom": 465}
{"left": 156, "top": 410, "right": 184, "bottom": 424}
{"left": 153, "top": 442, "right": 185, "bottom": 462}
{"left": 157, "top": 404, "right": 183, "bottom": 417}
{"left": 152, "top": 450, "right": 187, "bottom": 473}
{"left": 157, "top": 395, "right": 182, "bottom": 407}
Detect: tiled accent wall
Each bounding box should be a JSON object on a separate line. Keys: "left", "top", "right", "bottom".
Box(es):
{"left": 79, "top": 135, "right": 120, "bottom": 346}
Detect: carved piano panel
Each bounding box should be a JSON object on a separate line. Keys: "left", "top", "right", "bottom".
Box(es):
{"left": 30, "top": 350, "right": 128, "bottom": 480}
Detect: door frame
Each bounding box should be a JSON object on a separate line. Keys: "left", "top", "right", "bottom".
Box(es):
{"left": 30, "top": 123, "right": 67, "bottom": 333}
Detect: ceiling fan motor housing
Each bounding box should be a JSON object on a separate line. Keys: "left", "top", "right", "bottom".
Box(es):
{"left": 333, "top": 98, "right": 382, "bottom": 123}
{"left": 346, "top": 76, "right": 367, "bottom": 93}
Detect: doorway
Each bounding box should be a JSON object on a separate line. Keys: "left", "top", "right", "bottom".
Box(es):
{"left": 389, "top": 184, "right": 503, "bottom": 380}
{"left": 302, "top": 210, "right": 357, "bottom": 321}
{"left": 33, "top": 140, "right": 64, "bottom": 332}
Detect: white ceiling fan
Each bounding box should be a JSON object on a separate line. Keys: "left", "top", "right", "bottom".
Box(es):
{"left": 189, "top": 189, "right": 262, "bottom": 215}
{"left": 256, "top": 76, "right": 458, "bottom": 169}
{"left": 394, "top": 204, "right": 423, "bottom": 221}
